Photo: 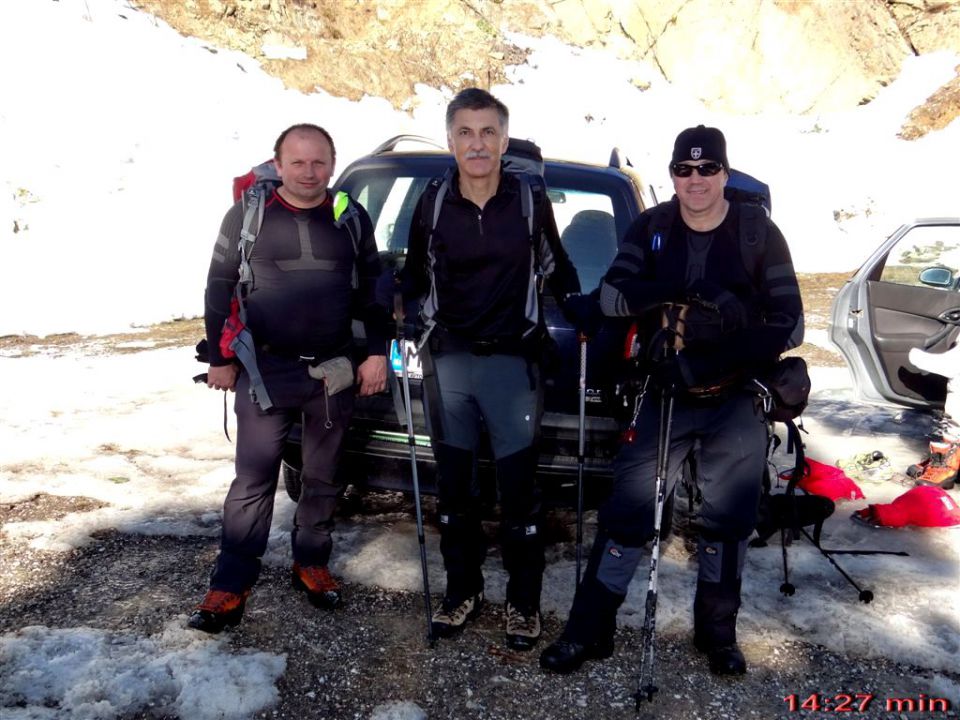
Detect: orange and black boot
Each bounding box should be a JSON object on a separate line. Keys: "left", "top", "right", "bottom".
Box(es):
{"left": 913, "top": 441, "right": 959, "bottom": 490}
{"left": 292, "top": 563, "right": 342, "bottom": 609}
{"left": 187, "top": 589, "right": 251, "bottom": 634}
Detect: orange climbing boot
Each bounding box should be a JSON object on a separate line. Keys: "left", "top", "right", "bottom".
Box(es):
{"left": 914, "top": 441, "right": 959, "bottom": 490}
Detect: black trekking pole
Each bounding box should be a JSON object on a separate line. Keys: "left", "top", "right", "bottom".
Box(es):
{"left": 394, "top": 283, "right": 435, "bottom": 646}
{"left": 575, "top": 334, "right": 588, "bottom": 587}
{"left": 635, "top": 378, "right": 675, "bottom": 708}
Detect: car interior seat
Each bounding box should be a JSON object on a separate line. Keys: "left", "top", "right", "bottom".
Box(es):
{"left": 560, "top": 209, "right": 618, "bottom": 292}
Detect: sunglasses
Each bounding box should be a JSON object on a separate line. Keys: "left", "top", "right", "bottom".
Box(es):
{"left": 670, "top": 161, "right": 724, "bottom": 177}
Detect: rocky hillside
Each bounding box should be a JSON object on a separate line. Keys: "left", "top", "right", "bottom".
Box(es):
{"left": 132, "top": 0, "right": 959, "bottom": 135}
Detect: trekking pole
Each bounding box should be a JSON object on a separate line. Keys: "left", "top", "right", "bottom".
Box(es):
{"left": 635, "top": 383, "right": 675, "bottom": 708}
{"left": 575, "top": 334, "right": 587, "bottom": 586}
{"left": 779, "top": 526, "right": 796, "bottom": 596}
{"left": 394, "top": 283, "right": 435, "bottom": 646}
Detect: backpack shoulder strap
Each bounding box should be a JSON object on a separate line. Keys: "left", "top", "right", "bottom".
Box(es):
{"left": 428, "top": 168, "right": 455, "bottom": 234}
{"left": 516, "top": 171, "right": 549, "bottom": 274}
{"left": 517, "top": 171, "right": 545, "bottom": 238}
{"left": 647, "top": 199, "right": 677, "bottom": 255}
{"left": 237, "top": 185, "right": 268, "bottom": 315}
{"left": 737, "top": 200, "right": 768, "bottom": 289}
{"left": 332, "top": 190, "right": 364, "bottom": 289}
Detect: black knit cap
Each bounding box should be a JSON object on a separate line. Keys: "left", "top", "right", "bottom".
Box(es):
{"left": 671, "top": 125, "right": 729, "bottom": 171}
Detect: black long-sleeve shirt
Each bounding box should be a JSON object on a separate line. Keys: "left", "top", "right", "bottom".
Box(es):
{"left": 402, "top": 169, "right": 581, "bottom": 340}
{"left": 204, "top": 189, "right": 389, "bottom": 366}
{"left": 600, "top": 201, "right": 803, "bottom": 386}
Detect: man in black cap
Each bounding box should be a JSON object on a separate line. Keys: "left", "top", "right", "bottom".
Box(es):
{"left": 540, "top": 125, "right": 803, "bottom": 676}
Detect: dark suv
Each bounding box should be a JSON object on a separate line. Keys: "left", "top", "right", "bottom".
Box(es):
{"left": 282, "top": 136, "right": 652, "bottom": 501}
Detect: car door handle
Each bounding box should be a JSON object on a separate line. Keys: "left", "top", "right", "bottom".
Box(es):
{"left": 938, "top": 308, "right": 960, "bottom": 324}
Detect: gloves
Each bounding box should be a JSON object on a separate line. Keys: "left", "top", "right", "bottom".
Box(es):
{"left": 686, "top": 280, "right": 748, "bottom": 335}
{"left": 563, "top": 289, "right": 605, "bottom": 338}
{"left": 647, "top": 348, "right": 693, "bottom": 391}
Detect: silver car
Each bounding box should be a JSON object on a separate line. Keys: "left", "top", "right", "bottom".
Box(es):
{"left": 829, "top": 218, "right": 960, "bottom": 409}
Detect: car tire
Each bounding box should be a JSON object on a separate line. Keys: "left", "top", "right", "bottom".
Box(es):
{"left": 282, "top": 460, "right": 302, "bottom": 502}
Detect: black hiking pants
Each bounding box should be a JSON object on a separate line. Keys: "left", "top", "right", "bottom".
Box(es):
{"left": 210, "top": 360, "right": 354, "bottom": 593}
{"left": 564, "top": 390, "right": 766, "bottom": 644}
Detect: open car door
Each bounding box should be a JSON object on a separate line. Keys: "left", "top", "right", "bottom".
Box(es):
{"left": 829, "top": 218, "right": 960, "bottom": 409}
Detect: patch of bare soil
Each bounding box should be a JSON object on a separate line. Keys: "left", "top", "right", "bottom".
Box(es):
{"left": 0, "top": 493, "right": 108, "bottom": 524}
{"left": 126, "top": 0, "right": 957, "bottom": 137}
{"left": 900, "top": 64, "right": 960, "bottom": 139}
{"left": 0, "top": 317, "right": 204, "bottom": 359}
{"left": 130, "top": 0, "right": 535, "bottom": 108}
{"left": 0, "top": 274, "right": 846, "bottom": 366}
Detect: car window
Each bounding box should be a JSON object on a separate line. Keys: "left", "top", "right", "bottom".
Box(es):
{"left": 550, "top": 190, "right": 618, "bottom": 293}
{"left": 354, "top": 174, "right": 433, "bottom": 253}
{"left": 878, "top": 224, "right": 960, "bottom": 290}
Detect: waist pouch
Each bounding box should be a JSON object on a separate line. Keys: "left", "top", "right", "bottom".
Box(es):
{"left": 307, "top": 355, "right": 355, "bottom": 395}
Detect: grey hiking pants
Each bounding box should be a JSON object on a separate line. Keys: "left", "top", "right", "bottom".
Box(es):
{"left": 211, "top": 362, "right": 354, "bottom": 593}
{"left": 425, "top": 350, "right": 545, "bottom": 610}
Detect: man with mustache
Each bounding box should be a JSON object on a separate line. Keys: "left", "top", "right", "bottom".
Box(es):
{"left": 401, "top": 88, "right": 596, "bottom": 650}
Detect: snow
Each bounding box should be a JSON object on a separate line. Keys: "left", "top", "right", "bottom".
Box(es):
{"left": 0, "top": 623, "right": 285, "bottom": 720}
{"left": 1, "top": 1, "right": 959, "bottom": 718}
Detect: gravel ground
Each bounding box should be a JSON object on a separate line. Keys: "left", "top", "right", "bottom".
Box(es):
{"left": 1, "top": 492, "right": 954, "bottom": 720}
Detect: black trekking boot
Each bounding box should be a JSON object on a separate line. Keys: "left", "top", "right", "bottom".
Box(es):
{"left": 539, "top": 572, "right": 622, "bottom": 674}
{"left": 694, "top": 636, "right": 747, "bottom": 675}
{"left": 539, "top": 635, "right": 615, "bottom": 673}
{"left": 693, "top": 537, "right": 748, "bottom": 675}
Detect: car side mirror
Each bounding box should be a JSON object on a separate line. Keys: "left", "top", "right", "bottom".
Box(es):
{"left": 918, "top": 266, "right": 955, "bottom": 288}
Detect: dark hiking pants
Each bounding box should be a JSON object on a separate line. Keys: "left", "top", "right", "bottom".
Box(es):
{"left": 210, "top": 364, "right": 354, "bottom": 593}
{"left": 564, "top": 391, "right": 766, "bottom": 641}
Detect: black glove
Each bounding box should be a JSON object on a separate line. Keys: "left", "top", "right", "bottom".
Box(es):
{"left": 563, "top": 290, "right": 604, "bottom": 338}
{"left": 686, "top": 280, "right": 748, "bottom": 335}
{"left": 647, "top": 348, "right": 693, "bottom": 391}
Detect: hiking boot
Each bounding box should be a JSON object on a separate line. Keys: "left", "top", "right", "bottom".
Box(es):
{"left": 187, "top": 589, "right": 250, "bottom": 634}
{"left": 504, "top": 602, "right": 541, "bottom": 651}
{"left": 694, "top": 636, "right": 747, "bottom": 675}
{"left": 914, "top": 441, "right": 959, "bottom": 490}
{"left": 539, "top": 636, "right": 615, "bottom": 674}
{"left": 431, "top": 591, "right": 484, "bottom": 638}
{"left": 292, "top": 563, "right": 342, "bottom": 610}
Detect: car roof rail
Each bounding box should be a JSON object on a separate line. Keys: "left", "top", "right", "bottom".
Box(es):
{"left": 370, "top": 135, "right": 447, "bottom": 155}
{"left": 609, "top": 147, "right": 633, "bottom": 169}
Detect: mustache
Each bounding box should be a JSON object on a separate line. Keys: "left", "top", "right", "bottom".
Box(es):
{"left": 465, "top": 151, "right": 491, "bottom": 159}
